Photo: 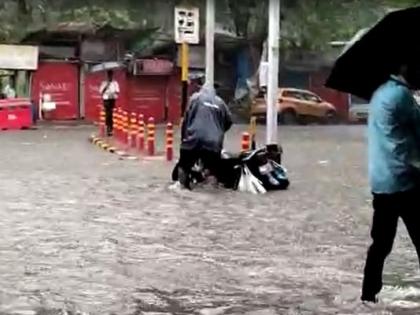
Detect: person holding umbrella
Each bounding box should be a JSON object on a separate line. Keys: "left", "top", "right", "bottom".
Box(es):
{"left": 100, "top": 70, "right": 120, "bottom": 136}
{"left": 326, "top": 6, "right": 420, "bottom": 304}
{"left": 362, "top": 56, "right": 420, "bottom": 304}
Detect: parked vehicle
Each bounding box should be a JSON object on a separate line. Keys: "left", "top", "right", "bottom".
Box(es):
{"left": 349, "top": 95, "right": 368, "bottom": 123}
{"left": 251, "top": 88, "right": 337, "bottom": 124}
{"left": 348, "top": 92, "right": 420, "bottom": 124}
{"left": 349, "top": 103, "right": 369, "bottom": 123}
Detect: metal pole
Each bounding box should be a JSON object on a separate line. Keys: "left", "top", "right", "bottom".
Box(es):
{"left": 205, "top": 0, "right": 215, "bottom": 86}
{"left": 266, "top": 0, "right": 280, "bottom": 145}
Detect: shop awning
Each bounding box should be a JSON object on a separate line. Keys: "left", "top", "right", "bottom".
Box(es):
{"left": 0, "top": 45, "right": 39, "bottom": 70}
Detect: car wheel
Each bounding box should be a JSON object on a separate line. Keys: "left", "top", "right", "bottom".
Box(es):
{"left": 299, "top": 115, "right": 310, "bottom": 125}
{"left": 282, "top": 110, "right": 297, "bottom": 125}
{"left": 326, "top": 110, "right": 338, "bottom": 124}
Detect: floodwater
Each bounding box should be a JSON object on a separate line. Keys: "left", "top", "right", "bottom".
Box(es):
{"left": 0, "top": 126, "right": 419, "bottom": 315}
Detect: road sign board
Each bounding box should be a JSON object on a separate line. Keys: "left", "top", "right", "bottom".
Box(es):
{"left": 175, "top": 7, "right": 200, "bottom": 44}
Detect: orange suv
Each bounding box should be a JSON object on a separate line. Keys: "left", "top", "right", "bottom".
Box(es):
{"left": 251, "top": 88, "right": 337, "bottom": 124}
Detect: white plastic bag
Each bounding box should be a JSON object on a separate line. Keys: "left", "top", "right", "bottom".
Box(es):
{"left": 238, "top": 167, "right": 248, "bottom": 192}
{"left": 239, "top": 165, "right": 266, "bottom": 194}
{"left": 246, "top": 166, "right": 266, "bottom": 194}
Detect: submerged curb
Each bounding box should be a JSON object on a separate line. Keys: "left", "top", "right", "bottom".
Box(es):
{"left": 88, "top": 135, "right": 137, "bottom": 160}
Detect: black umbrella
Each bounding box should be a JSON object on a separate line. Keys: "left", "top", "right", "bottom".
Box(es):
{"left": 326, "top": 6, "right": 420, "bottom": 100}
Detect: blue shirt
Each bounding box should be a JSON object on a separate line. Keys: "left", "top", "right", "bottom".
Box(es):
{"left": 369, "top": 77, "right": 420, "bottom": 194}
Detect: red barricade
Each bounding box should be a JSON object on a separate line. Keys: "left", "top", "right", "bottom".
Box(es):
{"left": 0, "top": 98, "right": 32, "bottom": 130}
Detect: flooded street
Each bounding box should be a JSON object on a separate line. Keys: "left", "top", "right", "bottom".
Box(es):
{"left": 0, "top": 125, "right": 419, "bottom": 315}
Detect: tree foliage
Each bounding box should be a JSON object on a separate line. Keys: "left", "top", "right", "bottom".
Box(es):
{"left": 59, "top": 6, "right": 135, "bottom": 28}
{"left": 281, "top": 0, "right": 387, "bottom": 51}
{"left": 0, "top": 0, "right": 418, "bottom": 51}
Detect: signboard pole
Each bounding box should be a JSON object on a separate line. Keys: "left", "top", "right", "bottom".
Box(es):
{"left": 205, "top": 0, "right": 215, "bottom": 86}
{"left": 181, "top": 42, "right": 189, "bottom": 117}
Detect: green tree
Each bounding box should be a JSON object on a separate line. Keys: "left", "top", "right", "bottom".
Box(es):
{"left": 0, "top": 0, "right": 417, "bottom": 51}
{"left": 59, "top": 5, "right": 136, "bottom": 28}
{"left": 281, "top": 0, "right": 387, "bottom": 51}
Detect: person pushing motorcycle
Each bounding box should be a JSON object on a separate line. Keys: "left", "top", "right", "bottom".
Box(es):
{"left": 178, "top": 82, "right": 233, "bottom": 189}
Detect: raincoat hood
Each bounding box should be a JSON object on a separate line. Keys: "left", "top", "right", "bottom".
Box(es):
{"left": 197, "top": 83, "right": 217, "bottom": 103}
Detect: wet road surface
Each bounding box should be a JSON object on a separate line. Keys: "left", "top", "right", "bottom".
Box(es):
{"left": 0, "top": 125, "right": 420, "bottom": 315}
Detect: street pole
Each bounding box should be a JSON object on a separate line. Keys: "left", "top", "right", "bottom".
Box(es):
{"left": 181, "top": 42, "right": 189, "bottom": 117}
{"left": 266, "top": 0, "right": 280, "bottom": 146}
{"left": 205, "top": 0, "right": 215, "bottom": 86}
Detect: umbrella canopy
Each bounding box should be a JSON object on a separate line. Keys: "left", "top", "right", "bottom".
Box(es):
{"left": 90, "top": 62, "right": 125, "bottom": 73}
{"left": 326, "top": 6, "right": 420, "bottom": 100}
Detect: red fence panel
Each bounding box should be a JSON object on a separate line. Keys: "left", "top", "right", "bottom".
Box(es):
{"left": 167, "top": 71, "right": 181, "bottom": 124}
{"left": 31, "top": 62, "right": 79, "bottom": 120}
{"left": 127, "top": 76, "right": 167, "bottom": 122}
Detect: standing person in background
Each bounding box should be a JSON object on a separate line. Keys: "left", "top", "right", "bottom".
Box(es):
{"left": 3, "top": 77, "right": 16, "bottom": 99}
{"left": 100, "top": 70, "right": 120, "bottom": 136}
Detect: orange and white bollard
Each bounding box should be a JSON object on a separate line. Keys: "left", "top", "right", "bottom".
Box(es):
{"left": 166, "top": 122, "right": 174, "bottom": 161}
{"left": 147, "top": 117, "right": 155, "bottom": 156}
{"left": 241, "top": 132, "right": 251, "bottom": 152}
{"left": 99, "top": 109, "right": 106, "bottom": 137}
{"left": 129, "top": 112, "right": 138, "bottom": 148}
{"left": 112, "top": 108, "right": 118, "bottom": 139}
{"left": 137, "top": 114, "right": 145, "bottom": 152}
{"left": 122, "top": 111, "right": 129, "bottom": 144}
{"left": 115, "top": 108, "right": 122, "bottom": 141}
{"left": 119, "top": 109, "right": 124, "bottom": 142}
{"left": 112, "top": 107, "right": 117, "bottom": 138}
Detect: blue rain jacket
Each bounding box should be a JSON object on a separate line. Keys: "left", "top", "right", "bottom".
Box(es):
{"left": 369, "top": 76, "right": 420, "bottom": 194}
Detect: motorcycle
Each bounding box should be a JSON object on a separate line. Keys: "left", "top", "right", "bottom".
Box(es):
{"left": 172, "top": 148, "right": 289, "bottom": 191}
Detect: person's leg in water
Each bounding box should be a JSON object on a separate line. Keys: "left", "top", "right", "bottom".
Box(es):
{"left": 104, "top": 99, "right": 115, "bottom": 136}
{"left": 361, "top": 192, "right": 400, "bottom": 302}
{"left": 201, "top": 150, "right": 221, "bottom": 186}
{"left": 400, "top": 188, "right": 420, "bottom": 274}
{"left": 178, "top": 149, "right": 199, "bottom": 189}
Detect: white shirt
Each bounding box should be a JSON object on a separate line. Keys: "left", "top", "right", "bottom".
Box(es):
{"left": 3, "top": 84, "right": 16, "bottom": 98}
{"left": 100, "top": 80, "right": 120, "bottom": 100}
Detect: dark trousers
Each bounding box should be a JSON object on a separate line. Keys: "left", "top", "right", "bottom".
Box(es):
{"left": 103, "top": 99, "right": 115, "bottom": 134}
{"left": 178, "top": 149, "right": 220, "bottom": 188}
{"left": 362, "top": 189, "right": 420, "bottom": 301}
